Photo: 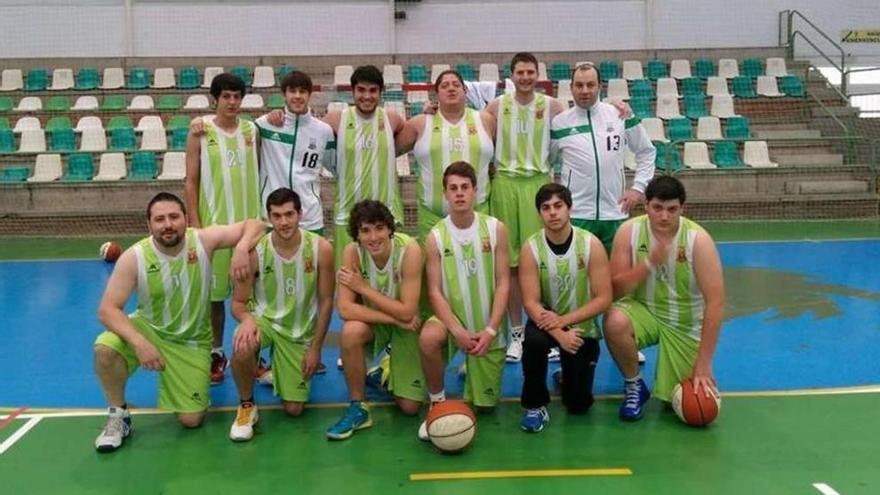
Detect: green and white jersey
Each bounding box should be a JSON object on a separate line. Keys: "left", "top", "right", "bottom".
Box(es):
{"left": 413, "top": 108, "right": 493, "bottom": 216}
{"left": 527, "top": 228, "right": 600, "bottom": 339}
{"left": 198, "top": 116, "right": 261, "bottom": 226}
{"left": 630, "top": 215, "right": 706, "bottom": 340}
{"left": 335, "top": 106, "right": 402, "bottom": 225}
{"left": 131, "top": 228, "right": 212, "bottom": 346}
{"left": 252, "top": 230, "right": 321, "bottom": 342}
{"left": 356, "top": 232, "right": 413, "bottom": 306}
{"left": 430, "top": 213, "right": 505, "bottom": 348}
{"left": 494, "top": 93, "right": 551, "bottom": 178}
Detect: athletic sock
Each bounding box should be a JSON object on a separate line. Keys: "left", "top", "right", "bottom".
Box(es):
{"left": 428, "top": 390, "right": 446, "bottom": 403}
{"left": 212, "top": 347, "right": 224, "bottom": 356}
{"left": 624, "top": 373, "right": 642, "bottom": 384}
{"left": 240, "top": 398, "right": 254, "bottom": 407}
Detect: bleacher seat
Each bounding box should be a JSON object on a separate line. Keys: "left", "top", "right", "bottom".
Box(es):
{"left": 1, "top": 69, "right": 24, "bottom": 92}
{"left": 683, "top": 95, "right": 707, "bottom": 119}
{"left": 94, "top": 153, "right": 127, "bottom": 181}
{"left": 178, "top": 66, "right": 200, "bottom": 89}
{"left": 630, "top": 96, "right": 654, "bottom": 119}
{"left": 606, "top": 79, "right": 630, "bottom": 100}
{"left": 630, "top": 79, "right": 653, "bottom": 99}
{"left": 50, "top": 69, "right": 74, "bottom": 91}
{"left": 101, "top": 95, "right": 126, "bottom": 111}
{"left": 667, "top": 118, "right": 693, "bottom": 141}
{"left": 548, "top": 62, "right": 570, "bottom": 82}
{"left": 168, "top": 127, "right": 188, "bottom": 150}
{"left": 406, "top": 64, "right": 428, "bottom": 83}
{"left": 654, "top": 142, "right": 682, "bottom": 171}
{"left": 136, "top": 115, "right": 164, "bottom": 131}
{"left": 710, "top": 95, "right": 737, "bottom": 118}
{"left": 49, "top": 128, "right": 76, "bottom": 151}
{"left": 72, "top": 96, "right": 99, "bottom": 111}
{"left": 230, "top": 65, "right": 252, "bottom": 86}
{"left": 684, "top": 142, "right": 717, "bottom": 169}
{"left": 128, "top": 95, "right": 155, "bottom": 110}
{"left": 266, "top": 94, "right": 285, "bottom": 109}
{"left": 327, "top": 101, "right": 348, "bottom": 113}
{"left": 75, "top": 68, "right": 99, "bottom": 90}
{"left": 75, "top": 116, "right": 103, "bottom": 132}
{"left": 645, "top": 59, "right": 668, "bottom": 80}
{"left": 25, "top": 69, "right": 48, "bottom": 91}
{"left": 556, "top": 80, "right": 573, "bottom": 107}
{"left": 756, "top": 76, "right": 783, "bottom": 97}
{"left": 127, "top": 67, "right": 151, "bottom": 89}
{"left": 622, "top": 60, "right": 644, "bottom": 80}
{"left": 406, "top": 91, "right": 429, "bottom": 105}
{"left": 28, "top": 154, "right": 63, "bottom": 182}
{"left": 19, "top": 129, "right": 46, "bottom": 152}
{"left": 241, "top": 94, "right": 264, "bottom": 110}
{"left": 107, "top": 115, "right": 134, "bottom": 131}
{"left": 110, "top": 128, "right": 136, "bottom": 150}
{"left": 129, "top": 151, "right": 158, "bottom": 180}
{"left": 780, "top": 75, "right": 805, "bottom": 97}
{"left": 202, "top": 67, "right": 224, "bottom": 88}
{"left": 384, "top": 101, "right": 405, "bottom": 116}
{"left": 100, "top": 68, "right": 125, "bottom": 90}
{"left": 0, "top": 129, "right": 14, "bottom": 152}
{"left": 538, "top": 62, "right": 549, "bottom": 81}
{"left": 252, "top": 66, "right": 275, "bottom": 88}
{"left": 670, "top": 59, "right": 691, "bottom": 80}
{"left": 158, "top": 152, "right": 186, "bottom": 180}
{"left": 0, "top": 97, "right": 13, "bottom": 112}
{"left": 641, "top": 117, "right": 667, "bottom": 142}
{"left": 334, "top": 65, "right": 354, "bottom": 86}
{"left": 0, "top": 166, "right": 30, "bottom": 182}
{"left": 0, "top": 117, "right": 7, "bottom": 129}
{"left": 696, "top": 116, "right": 723, "bottom": 140}
{"left": 13, "top": 116, "right": 41, "bottom": 132}
{"left": 431, "top": 65, "right": 451, "bottom": 83}
{"left": 156, "top": 94, "right": 182, "bottom": 111}
{"left": 79, "top": 127, "right": 107, "bottom": 152}
{"left": 681, "top": 77, "right": 704, "bottom": 97}
{"left": 725, "top": 116, "right": 751, "bottom": 138}
{"left": 15, "top": 97, "right": 42, "bottom": 112}
{"left": 501, "top": 63, "right": 512, "bottom": 80}
{"left": 63, "top": 153, "right": 94, "bottom": 181}
{"left": 713, "top": 141, "right": 743, "bottom": 168}
{"left": 693, "top": 58, "right": 715, "bottom": 79}
{"left": 383, "top": 65, "right": 404, "bottom": 86}
{"left": 276, "top": 64, "right": 296, "bottom": 78}
{"left": 765, "top": 58, "right": 788, "bottom": 77}
{"left": 739, "top": 58, "right": 763, "bottom": 78}
{"left": 141, "top": 128, "right": 167, "bottom": 151}
{"left": 184, "top": 95, "right": 210, "bottom": 110}
{"left": 152, "top": 68, "right": 176, "bottom": 89}
{"left": 656, "top": 78, "right": 680, "bottom": 99}
{"left": 743, "top": 140, "right": 777, "bottom": 167}
{"left": 46, "top": 96, "right": 71, "bottom": 112}
{"left": 655, "top": 95, "right": 681, "bottom": 120}
{"left": 599, "top": 60, "right": 620, "bottom": 82}
{"left": 717, "top": 59, "right": 739, "bottom": 79}
{"left": 167, "top": 115, "right": 191, "bottom": 131}
{"left": 732, "top": 76, "right": 757, "bottom": 98}
{"left": 706, "top": 76, "right": 730, "bottom": 97}
{"left": 455, "top": 63, "right": 478, "bottom": 81}
{"left": 479, "top": 63, "right": 499, "bottom": 82}
{"left": 46, "top": 116, "right": 72, "bottom": 131}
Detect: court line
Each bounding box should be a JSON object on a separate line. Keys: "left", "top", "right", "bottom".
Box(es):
{"left": 0, "top": 407, "right": 26, "bottom": 430}
{"left": 0, "top": 417, "right": 42, "bottom": 455}
{"left": 813, "top": 482, "right": 842, "bottom": 495}
{"left": 410, "top": 467, "right": 632, "bottom": 481}
{"left": 717, "top": 237, "right": 880, "bottom": 246}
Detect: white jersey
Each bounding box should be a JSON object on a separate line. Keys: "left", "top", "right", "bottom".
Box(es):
{"left": 256, "top": 110, "right": 335, "bottom": 231}
{"left": 550, "top": 102, "right": 655, "bottom": 221}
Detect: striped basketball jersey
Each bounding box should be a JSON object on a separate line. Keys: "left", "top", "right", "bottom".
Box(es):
{"left": 430, "top": 213, "right": 505, "bottom": 348}
{"left": 630, "top": 215, "right": 706, "bottom": 340}
{"left": 527, "top": 228, "right": 600, "bottom": 339}
{"left": 335, "top": 106, "right": 402, "bottom": 225}
{"left": 252, "top": 230, "right": 321, "bottom": 342}
{"left": 356, "top": 232, "right": 413, "bottom": 306}
{"left": 494, "top": 93, "right": 551, "bottom": 178}
{"left": 131, "top": 228, "right": 212, "bottom": 345}
{"left": 413, "top": 108, "right": 493, "bottom": 216}
{"left": 198, "top": 116, "right": 261, "bottom": 226}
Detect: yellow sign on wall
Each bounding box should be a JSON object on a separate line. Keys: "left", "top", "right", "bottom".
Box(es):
{"left": 841, "top": 30, "right": 880, "bottom": 43}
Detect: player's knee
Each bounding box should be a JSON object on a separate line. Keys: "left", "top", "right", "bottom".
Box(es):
{"left": 231, "top": 345, "right": 258, "bottom": 365}
{"left": 396, "top": 398, "right": 421, "bottom": 416}
{"left": 94, "top": 344, "right": 122, "bottom": 369}
{"left": 603, "top": 308, "right": 632, "bottom": 340}
{"left": 418, "top": 324, "right": 445, "bottom": 352}
{"left": 282, "top": 402, "right": 304, "bottom": 417}
{"left": 177, "top": 412, "right": 205, "bottom": 428}
{"left": 341, "top": 321, "right": 371, "bottom": 349}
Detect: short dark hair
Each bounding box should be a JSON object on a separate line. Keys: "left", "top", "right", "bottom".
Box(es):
{"left": 535, "top": 183, "right": 573, "bottom": 211}
{"left": 266, "top": 187, "right": 302, "bottom": 213}
{"left": 147, "top": 192, "right": 186, "bottom": 220}
{"left": 442, "top": 161, "right": 477, "bottom": 189}
{"left": 570, "top": 62, "right": 602, "bottom": 86}
{"left": 645, "top": 175, "right": 687, "bottom": 204}
{"left": 350, "top": 65, "right": 384, "bottom": 90}
{"left": 348, "top": 200, "right": 395, "bottom": 240}
{"left": 511, "top": 52, "right": 539, "bottom": 72}
{"left": 209, "top": 72, "right": 246, "bottom": 100}
{"left": 280, "top": 70, "right": 313, "bottom": 94}
{"left": 433, "top": 69, "right": 465, "bottom": 93}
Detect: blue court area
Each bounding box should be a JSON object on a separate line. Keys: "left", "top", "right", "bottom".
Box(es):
{"left": 2, "top": 239, "right": 879, "bottom": 410}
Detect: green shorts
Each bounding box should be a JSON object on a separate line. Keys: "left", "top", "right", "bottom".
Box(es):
{"left": 611, "top": 297, "right": 700, "bottom": 401}
{"left": 572, "top": 218, "right": 623, "bottom": 255}
{"left": 489, "top": 173, "right": 549, "bottom": 267}
{"left": 418, "top": 202, "right": 490, "bottom": 244}
{"left": 242, "top": 319, "right": 312, "bottom": 403}
{"left": 371, "top": 324, "right": 426, "bottom": 402}
{"left": 210, "top": 247, "right": 232, "bottom": 302}
{"left": 95, "top": 317, "right": 211, "bottom": 413}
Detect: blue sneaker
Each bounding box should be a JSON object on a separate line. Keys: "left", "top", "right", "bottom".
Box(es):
{"left": 520, "top": 407, "right": 550, "bottom": 433}
{"left": 326, "top": 402, "right": 372, "bottom": 440}
{"left": 619, "top": 378, "right": 651, "bottom": 421}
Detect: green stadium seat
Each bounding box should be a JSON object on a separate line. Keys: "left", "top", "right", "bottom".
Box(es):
{"left": 630, "top": 79, "right": 654, "bottom": 99}
{"left": 266, "top": 94, "right": 285, "bottom": 109}
{"left": 156, "top": 94, "right": 183, "bottom": 111}
{"left": 0, "top": 166, "right": 30, "bottom": 182}
{"left": 683, "top": 95, "right": 708, "bottom": 119}
{"left": 167, "top": 114, "right": 191, "bottom": 131}
{"left": 599, "top": 60, "right": 620, "bottom": 82}
{"left": 384, "top": 90, "right": 405, "bottom": 102}
{"left": 645, "top": 59, "right": 668, "bottom": 80}
{"left": 630, "top": 96, "right": 654, "bottom": 119}
{"left": 0, "top": 129, "right": 14, "bottom": 153}
{"left": 406, "top": 64, "right": 428, "bottom": 83}
{"left": 101, "top": 95, "right": 126, "bottom": 111}
{"left": 666, "top": 118, "right": 693, "bottom": 141}
{"left": 725, "top": 116, "right": 751, "bottom": 139}
{"left": 713, "top": 141, "right": 743, "bottom": 168}
{"left": 129, "top": 151, "right": 158, "bottom": 180}
{"left": 178, "top": 66, "right": 200, "bottom": 89}
{"left": 548, "top": 62, "right": 571, "bottom": 82}
{"left": 681, "top": 77, "right": 704, "bottom": 97}
{"left": 127, "top": 67, "right": 151, "bottom": 89}
{"left": 454, "top": 64, "right": 478, "bottom": 81}
{"left": 501, "top": 63, "right": 512, "bottom": 80}
{"left": 64, "top": 153, "right": 94, "bottom": 181}
{"left": 46, "top": 116, "right": 73, "bottom": 131}
{"left": 780, "top": 75, "right": 805, "bottom": 97}
{"left": 75, "top": 68, "right": 100, "bottom": 90}
{"left": 0, "top": 97, "right": 12, "bottom": 112}
{"left": 107, "top": 115, "right": 134, "bottom": 132}
{"left": 169, "top": 127, "right": 188, "bottom": 150}
{"left": 739, "top": 58, "right": 763, "bottom": 78}
{"left": 654, "top": 142, "right": 682, "bottom": 172}
{"left": 45, "top": 96, "right": 71, "bottom": 112}
{"left": 25, "top": 69, "right": 48, "bottom": 91}
{"left": 110, "top": 128, "right": 136, "bottom": 150}
{"left": 0, "top": 117, "right": 8, "bottom": 129}
{"left": 276, "top": 64, "right": 296, "bottom": 78}
{"left": 230, "top": 65, "right": 253, "bottom": 86}
{"left": 732, "top": 76, "right": 757, "bottom": 98}
{"left": 49, "top": 128, "right": 76, "bottom": 151}
{"left": 693, "top": 59, "right": 715, "bottom": 79}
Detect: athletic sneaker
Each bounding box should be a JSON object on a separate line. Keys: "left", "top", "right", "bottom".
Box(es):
{"left": 520, "top": 406, "right": 550, "bottom": 433}
{"left": 638, "top": 351, "right": 646, "bottom": 364}
{"left": 255, "top": 358, "right": 273, "bottom": 386}
{"left": 505, "top": 325, "right": 524, "bottom": 363}
{"left": 229, "top": 403, "right": 259, "bottom": 442}
{"left": 315, "top": 362, "right": 327, "bottom": 375}
{"left": 418, "top": 420, "right": 430, "bottom": 442}
{"left": 336, "top": 357, "right": 343, "bottom": 370}
{"left": 547, "top": 347, "right": 561, "bottom": 362}
{"left": 95, "top": 407, "right": 131, "bottom": 453}
{"left": 366, "top": 353, "right": 391, "bottom": 391}
{"left": 326, "top": 402, "right": 372, "bottom": 440}
{"left": 619, "top": 378, "right": 651, "bottom": 421}
{"left": 210, "top": 350, "right": 228, "bottom": 385}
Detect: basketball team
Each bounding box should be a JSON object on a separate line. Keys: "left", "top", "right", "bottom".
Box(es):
{"left": 92, "top": 52, "right": 724, "bottom": 452}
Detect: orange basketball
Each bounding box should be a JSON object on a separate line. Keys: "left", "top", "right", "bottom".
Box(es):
{"left": 99, "top": 241, "right": 122, "bottom": 263}
{"left": 425, "top": 400, "right": 477, "bottom": 453}
{"left": 671, "top": 378, "right": 721, "bottom": 427}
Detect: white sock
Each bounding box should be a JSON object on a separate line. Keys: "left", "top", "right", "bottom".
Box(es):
{"left": 428, "top": 390, "right": 446, "bottom": 403}
{"left": 212, "top": 347, "right": 224, "bottom": 356}
{"left": 624, "top": 373, "right": 642, "bottom": 384}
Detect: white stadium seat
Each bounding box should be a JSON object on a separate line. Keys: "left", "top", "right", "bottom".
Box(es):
{"left": 656, "top": 78, "right": 680, "bottom": 99}
{"left": 1, "top": 69, "right": 24, "bottom": 91}
{"left": 127, "top": 95, "right": 154, "bottom": 111}
{"left": 479, "top": 63, "right": 499, "bottom": 82}
{"left": 94, "top": 153, "right": 127, "bottom": 181}
{"left": 202, "top": 67, "right": 224, "bottom": 88}
{"left": 19, "top": 129, "right": 46, "bottom": 153}
{"left": 743, "top": 141, "right": 778, "bottom": 168}
{"left": 334, "top": 65, "right": 354, "bottom": 86}
{"left": 79, "top": 127, "right": 107, "bottom": 152}
{"left": 710, "top": 95, "right": 737, "bottom": 118}
{"left": 765, "top": 57, "right": 788, "bottom": 77}
{"left": 706, "top": 76, "right": 730, "bottom": 97}
{"left": 184, "top": 95, "right": 210, "bottom": 110}
{"left": 756, "top": 76, "right": 784, "bottom": 97}
{"left": 28, "top": 154, "right": 63, "bottom": 182}
{"left": 100, "top": 68, "right": 125, "bottom": 90}
{"left": 606, "top": 79, "right": 630, "bottom": 100}
{"left": 670, "top": 59, "right": 692, "bottom": 79}
{"left": 152, "top": 68, "right": 176, "bottom": 89}
{"left": 49, "top": 69, "right": 74, "bottom": 91}
{"left": 622, "top": 60, "right": 644, "bottom": 80}
{"left": 72, "top": 96, "right": 99, "bottom": 111}
{"left": 683, "top": 142, "right": 717, "bottom": 169}
{"left": 140, "top": 128, "right": 167, "bottom": 151}
{"left": 717, "top": 58, "right": 739, "bottom": 79}
{"left": 696, "top": 116, "right": 723, "bottom": 141}
{"left": 158, "top": 152, "right": 187, "bottom": 180}
{"left": 252, "top": 66, "right": 275, "bottom": 88}
{"left": 641, "top": 117, "right": 668, "bottom": 142}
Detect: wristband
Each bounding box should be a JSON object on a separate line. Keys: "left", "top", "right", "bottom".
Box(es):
{"left": 484, "top": 326, "right": 497, "bottom": 337}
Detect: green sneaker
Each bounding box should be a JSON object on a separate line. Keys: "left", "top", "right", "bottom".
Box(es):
{"left": 326, "top": 402, "right": 372, "bottom": 440}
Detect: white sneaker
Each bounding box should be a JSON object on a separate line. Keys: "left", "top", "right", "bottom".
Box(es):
{"left": 638, "top": 351, "right": 646, "bottom": 364}
{"left": 95, "top": 407, "right": 131, "bottom": 452}
{"left": 229, "top": 403, "right": 259, "bottom": 442}
{"left": 547, "top": 347, "right": 560, "bottom": 362}
{"left": 505, "top": 326, "right": 524, "bottom": 363}
{"left": 336, "top": 357, "right": 344, "bottom": 370}
{"left": 418, "top": 420, "right": 430, "bottom": 442}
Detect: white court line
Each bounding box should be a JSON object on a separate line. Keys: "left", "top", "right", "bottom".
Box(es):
{"left": 813, "top": 482, "right": 842, "bottom": 495}
{"left": 0, "top": 417, "right": 42, "bottom": 455}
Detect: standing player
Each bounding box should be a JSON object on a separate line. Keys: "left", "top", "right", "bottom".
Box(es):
{"left": 185, "top": 73, "right": 261, "bottom": 385}
{"left": 604, "top": 176, "right": 724, "bottom": 421}
{"left": 418, "top": 161, "right": 510, "bottom": 440}
{"left": 326, "top": 200, "right": 425, "bottom": 440}
{"left": 517, "top": 184, "right": 611, "bottom": 432}
{"left": 228, "top": 188, "right": 334, "bottom": 442}
{"left": 93, "top": 193, "right": 264, "bottom": 452}
{"left": 395, "top": 69, "right": 495, "bottom": 240}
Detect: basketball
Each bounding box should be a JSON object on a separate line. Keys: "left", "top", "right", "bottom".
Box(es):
{"left": 99, "top": 242, "right": 122, "bottom": 263}
{"left": 671, "top": 378, "right": 721, "bottom": 427}
{"left": 425, "top": 400, "right": 476, "bottom": 454}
